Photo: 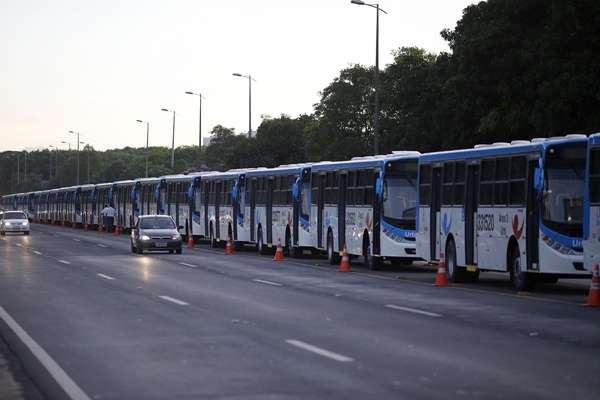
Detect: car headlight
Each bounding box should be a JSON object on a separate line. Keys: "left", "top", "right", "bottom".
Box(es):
{"left": 22, "top": 222, "right": 28, "bottom": 226}
{"left": 140, "top": 234, "right": 151, "bottom": 241}
{"left": 5, "top": 222, "right": 11, "bottom": 226}
{"left": 172, "top": 234, "right": 181, "bottom": 240}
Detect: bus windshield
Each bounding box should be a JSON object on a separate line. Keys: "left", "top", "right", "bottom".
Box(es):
{"left": 542, "top": 142, "right": 585, "bottom": 237}
{"left": 383, "top": 160, "right": 418, "bottom": 230}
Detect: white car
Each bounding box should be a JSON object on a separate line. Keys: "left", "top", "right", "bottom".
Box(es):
{"left": 0, "top": 211, "right": 30, "bottom": 235}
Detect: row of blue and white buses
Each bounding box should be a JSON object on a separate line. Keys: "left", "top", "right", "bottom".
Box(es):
{"left": 3, "top": 134, "right": 599, "bottom": 290}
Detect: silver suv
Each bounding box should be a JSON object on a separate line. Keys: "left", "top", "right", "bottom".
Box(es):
{"left": 0, "top": 211, "right": 30, "bottom": 235}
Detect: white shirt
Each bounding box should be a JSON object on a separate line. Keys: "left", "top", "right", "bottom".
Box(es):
{"left": 101, "top": 207, "right": 116, "bottom": 217}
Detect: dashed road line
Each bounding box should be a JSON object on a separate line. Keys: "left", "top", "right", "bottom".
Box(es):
{"left": 15, "top": 243, "right": 22, "bottom": 247}
{"left": 57, "top": 260, "right": 71, "bottom": 265}
{"left": 32, "top": 250, "right": 43, "bottom": 255}
{"left": 96, "top": 273, "right": 115, "bottom": 281}
{"left": 285, "top": 340, "right": 353, "bottom": 363}
{"left": 252, "top": 279, "right": 283, "bottom": 287}
{"left": 384, "top": 304, "right": 442, "bottom": 318}
{"left": 0, "top": 306, "right": 92, "bottom": 400}
{"left": 159, "top": 296, "right": 189, "bottom": 306}
{"left": 73, "top": 238, "right": 81, "bottom": 242}
{"left": 179, "top": 262, "right": 198, "bottom": 268}
{"left": 97, "top": 243, "right": 108, "bottom": 248}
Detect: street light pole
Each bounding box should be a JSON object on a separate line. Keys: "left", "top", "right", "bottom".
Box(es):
{"left": 232, "top": 73, "right": 255, "bottom": 137}
{"left": 136, "top": 120, "right": 150, "bottom": 177}
{"left": 185, "top": 91, "right": 204, "bottom": 147}
{"left": 69, "top": 131, "right": 80, "bottom": 185}
{"left": 80, "top": 142, "right": 90, "bottom": 183}
{"left": 161, "top": 109, "right": 176, "bottom": 170}
{"left": 48, "top": 145, "right": 56, "bottom": 179}
{"left": 350, "top": 0, "right": 387, "bottom": 155}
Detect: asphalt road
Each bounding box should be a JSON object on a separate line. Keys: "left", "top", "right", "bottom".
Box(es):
{"left": 0, "top": 224, "right": 599, "bottom": 400}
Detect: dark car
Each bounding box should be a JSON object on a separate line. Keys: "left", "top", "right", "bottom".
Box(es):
{"left": 130, "top": 215, "right": 182, "bottom": 254}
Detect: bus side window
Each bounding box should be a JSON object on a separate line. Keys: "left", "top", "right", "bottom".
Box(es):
{"left": 479, "top": 159, "right": 495, "bottom": 206}
{"left": 442, "top": 162, "right": 454, "bottom": 206}
{"left": 509, "top": 156, "right": 527, "bottom": 205}
{"left": 495, "top": 158, "right": 509, "bottom": 206}
{"left": 454, "top": 162, "right": 466, "bottom": 205}
{"left": 590, "top": 149, "right": 600, "bottom": 204}
{"left": 419, "top": 165, "right": 432, "bottom": 206}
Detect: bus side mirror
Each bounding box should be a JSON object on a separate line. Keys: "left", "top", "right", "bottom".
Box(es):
{"left": 534, "top": 167, "right": 543, "bottom": 193}
{"left": 375, "top": 176, "right": 384, "bottom": 200}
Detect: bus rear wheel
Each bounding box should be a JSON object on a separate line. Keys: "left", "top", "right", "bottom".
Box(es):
{"left": 509, "top": 246, "right": 535, "bottom": 291}
{"left": 445, "top": 239, "right": 466, "bottom": 283}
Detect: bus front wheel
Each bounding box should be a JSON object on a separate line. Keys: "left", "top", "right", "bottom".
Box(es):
{"left": 327, "top": 232, "right": 340, "bottom": 265}
{"left": 509, "top": 246, "right": 535, "bottom": 291}
{"left": 445, "top": 239, "right": 466, "bottom": 283}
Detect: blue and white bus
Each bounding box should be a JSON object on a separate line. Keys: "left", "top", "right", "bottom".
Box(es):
{"left": 583, "top": 133, "right": 600, "bottom": 273}
{"left": 417, "top": 135, "right": 589, "bottom": 290}
{"left": 308, "top": 152, "right": 420, "bottom": 269}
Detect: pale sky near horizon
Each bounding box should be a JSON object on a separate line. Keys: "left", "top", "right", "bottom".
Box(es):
{"left": 0, "top": 0, "right": 479, "bottom": 152}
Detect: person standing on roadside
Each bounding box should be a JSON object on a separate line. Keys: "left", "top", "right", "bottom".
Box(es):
{"left": 101, "top": 204, "right": 116, "bottom": 232}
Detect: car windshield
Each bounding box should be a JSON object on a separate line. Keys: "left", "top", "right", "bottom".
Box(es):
{"left": 4, "top": 212, "right": 27, "bottom": 220}
{"left": 542, "top": 142, "right": 585, "bottom": 237}
{"left": 382, "top": 160, "right": 418, "bottom": 230}
{"left": 139, "top": 217, "right": 175, "bottom": 229}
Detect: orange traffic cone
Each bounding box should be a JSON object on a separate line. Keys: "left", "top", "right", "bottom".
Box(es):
{"left": 586, "top": 264, "right": 600, "bottom": 307}
{"left": 225, "top": 239, "right": 234, "bottom": 255}
{"left": 339, "top": 246, "right": 351, "bottom": 272}
{"left": 187, "top": 236, "right": 195, "bottom": 249}
{"left": 114, "top": 225, "right": 121, "bottom": 236}
{"left": 434, "top": 253, "right": 449, "bottom": 286}
{"left": 273, "top": 239, "right": 285, "bottom": 261}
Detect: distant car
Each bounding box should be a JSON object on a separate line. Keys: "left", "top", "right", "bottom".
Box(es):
{"left": 0, "top": 211, "right": 30, "bottom": 235}
{"left": 130, "top": 215, "right": 182, "bottom": 254}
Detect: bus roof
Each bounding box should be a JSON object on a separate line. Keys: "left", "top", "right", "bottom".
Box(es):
{"left": 420, "top": 135, "right": 588, "bottom": 163}
{"left": 246, "top": 164, "right": 310, "bottom": 178}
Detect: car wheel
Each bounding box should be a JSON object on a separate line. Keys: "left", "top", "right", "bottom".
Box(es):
{"left": 130, "top": 240, "right": 136, "bottom": 253}
{"left": 176, "top": 246, "right": 182, "bottom": 255}
{"left": 0, "top": 231, "right": 5, "bottom": 236}
{"left": 326, "top": 232, "right": 340, "bottom": 265}
{"left": 169, "top": 249, "right": 174, "bottom": 254}
{"left": 136, "top": 244, "right": 144, "bottom": 255}
{"left": 24, "top": 231, "right": 30, "bottom": 236}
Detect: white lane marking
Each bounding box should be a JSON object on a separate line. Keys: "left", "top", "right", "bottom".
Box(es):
{"left": 0, "top": 306, "right": 92, "bottom": 400}
{"left": 73, "top": 238, "right": 81, "bottom": 242}
{"left": 159, "top": 296, "right": 189, "bottom": 306}
{"left": 285, "top": 340, "right": 353, "bottom": 363}
{"left": 97, "top": 244, "right": 108, "bottom": 248}
{"left": 15, "top": 243, "right": 22, "bottom": 247}
{"left": 385, "top": 304, "right": 442, "bottom": 318}
{"left": 252, "top": 279, "right": 282, "bottom": 287}
{"left": 58, "top": 260, "right": 71, "bottom": 265}
{"left": 33, "top": 250, "right": 42, "bottom": 255}
{"left": 179, "top": 262, "right": 198, "bottom": 268}
{"left": 96, "top": 273, "right": 115, "bottom": 281}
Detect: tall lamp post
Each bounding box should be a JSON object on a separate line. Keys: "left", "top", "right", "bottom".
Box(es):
{"left": 48, "top": 145, "right": 56, "bottom": 179}
{"left": 68, "top": 130, "right": 81, "bottom": 184}
{"left": 161, "top": 108, "right": 176, "bottom": 170}
{"left": 136, "top": 119, "right": 150, "bottom": 177}
{"left": 80, "top": 142, "right": 90, "bottom": 183}
{"left": 185, "top": 91, "right": 204, "bottom": 147}
{"left": 232, "top": 73, "right": 256, "bottom": 138}
{"left": 350, "top": 0, "right": 387, "bottom": 155}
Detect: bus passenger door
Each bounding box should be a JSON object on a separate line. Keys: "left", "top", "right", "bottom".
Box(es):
{"left": 267, "top": 178, "right": 274, "bottom": 244}
{"left": 338, "top": 173, "right": 347, "bottom": 250}
{"left": 526, "top": 160, "right": 539, "bottom": 269}
{"left": 293, "top": 177, "right": 300, "bottom": 246}
{"left": 250, "top": 179, "right": 256, "bottom": 242}
{"left": 430, "top": 167, "right": 442, "bottom": 260}
{"left": 465, "top": 165, "right": 479, "bottom": 265}
{"left": 215, "top": 182, "right": 221, "bottom": 239}
{"left": 372, "top": 170, "right": 381, "bottom": 256}
{"left": 317, "top": 174, "right": 325, "bottom": 248}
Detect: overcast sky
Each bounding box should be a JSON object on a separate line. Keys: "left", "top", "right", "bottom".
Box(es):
{"left": 0, "top": 0, "right": 478, "bottom": 152}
